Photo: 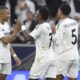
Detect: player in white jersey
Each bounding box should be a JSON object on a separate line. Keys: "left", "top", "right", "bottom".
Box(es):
{"left": 54, "top": 3, "right": 79, "bottom": 80}
{"left": 22, "top": 7, "right": 57, "bottom": 80}
{"left": 0, "top": 6, "right": 21, "bottom": 80}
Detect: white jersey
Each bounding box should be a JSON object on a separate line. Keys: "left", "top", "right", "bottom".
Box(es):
{"left": 30, "top": 22, "right": 55, "bottom": 61}
{"left": 54, "top": 18, "right": 79, "bottom": 60}
{"left": 0, "top": 22, "right": 11, "bottom": 63}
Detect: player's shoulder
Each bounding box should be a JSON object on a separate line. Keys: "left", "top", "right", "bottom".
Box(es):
{"left": 36, "top": 22, "right": 50, "bottom": 29}
{"left": 42, "top": 22, "right": 51, "bottom": 29}
{"left": 68, "top": 18, "right": 78, "bottom": 27}
{"left": 65, "top": 18, "right": 77, "bottom": 24}
{"left": 69, "top": 18, "right": 77, "bottom": 23}
{"left": 62, "top": 18, "right": 78, "bottom": 27}
{"left": 40, "top": 22, "right": 50, "bottom": 27}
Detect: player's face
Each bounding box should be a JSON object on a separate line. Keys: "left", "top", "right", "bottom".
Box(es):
{"left": 57, "top": 8, "right": 62, "bottom": 19}
{"left": 34, "top": 10, "right": 41, "bottom": 22}
{"left": 2, "top": 9, "right": 10, "bottom": 21}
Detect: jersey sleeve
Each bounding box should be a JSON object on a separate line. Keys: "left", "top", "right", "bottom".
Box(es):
{"left": 29, "top": 25, "right": 42, "bottom": 40}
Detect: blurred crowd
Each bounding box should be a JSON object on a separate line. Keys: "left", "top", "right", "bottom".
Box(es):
{"left": 0, "top": 0, "right": 80, "bottom": 46}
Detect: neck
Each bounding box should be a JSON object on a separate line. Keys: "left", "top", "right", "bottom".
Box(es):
{"left": 60, "top": 15, "right": 68, "bottom": 20}
{"left": 0, "top": 18, "right": 4, "bottom": 24}
{"left": 39, "top": 20, "right": 45, "bottom": 24}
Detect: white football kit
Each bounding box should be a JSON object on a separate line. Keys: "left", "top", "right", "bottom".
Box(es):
{"left": 54, "top": 18, "right": 79, "bottom": 78}
{"left": 0, "top": 22, "right": 11, "bottom": 74}
{"left": 29, "top": 22, "right": 57, "bottom": 79}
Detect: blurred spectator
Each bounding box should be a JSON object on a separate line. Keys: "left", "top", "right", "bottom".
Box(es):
{"left": 24, "top": 11, "right": 37, "bottom": 33}
{"left": 69, "top": 0, "right": 80, "bottom": 22}
{"left": 9, "top": 0, "right": 17, "bottom": 25}
{"left": 33, "top": 0, "right": 47, "bottom": 7}
{"left": 15, "top": 0, "right": 36, "bottom": 22}
{"left": 31, "top": 0, "right": 39, "bottom": 10}
{"left": 25, "top": 0, "right": 36, "bottom": 15}
{"left": 0, "top": 0, "right": 6, "bottom": 5}
{"left": 15, "top": 0, "right": 27, "bottom": 22}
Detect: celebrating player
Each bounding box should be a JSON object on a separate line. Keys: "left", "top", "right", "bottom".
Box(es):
{"left": 0, "top": 6, "right": 21, "bottom": 80}
{"left": 55, "top": 3, "right": 79, "bottom": 80}
{"left": 23, "top": 7, "right": 57, "bottom": 80}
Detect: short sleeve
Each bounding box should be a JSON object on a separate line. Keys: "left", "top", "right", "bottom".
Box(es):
{"left": 29, "top": 25, "right": 42, "bottom": 39}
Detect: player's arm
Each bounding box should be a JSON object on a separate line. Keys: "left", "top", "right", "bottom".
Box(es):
{"left": 23, "top": 25, "right": 42, "bottom": 42}
{"left": 23, "top": 34, "right": 34, "bottom": 42}
{"left": 0, "top": 32, "right": 17, "bottom": 44}
{"left": 10, "top": 47, "right": 21, "bottom": 66}
{"left": 0, "top": 20, "right": 21, "bottom": 44}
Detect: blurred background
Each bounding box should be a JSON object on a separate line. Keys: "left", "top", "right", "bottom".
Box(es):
{"left": 0, "top": 0, "right": 80, "bottom": 80}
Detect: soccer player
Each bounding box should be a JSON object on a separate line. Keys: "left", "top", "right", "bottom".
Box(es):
{"left": 23, "top": 7, "right": 57, "bottom": 80}
{"left": 54, "top": 3, "right": 79, "bottom": 80}
{"left": 0, "top": 6, "right": 21, "bottom": 80}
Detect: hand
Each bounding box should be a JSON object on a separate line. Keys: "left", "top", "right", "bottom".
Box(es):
{"left": 13, "top": 19, "right": 22, "bottom": 33}
{"left": 14, "top": 56, "right": 21, "bottom": 66}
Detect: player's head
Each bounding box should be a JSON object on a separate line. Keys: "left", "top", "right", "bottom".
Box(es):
{"left": 57, "top": 3, "right": 71, "bottom": 19}
{"left": 35, "top": 7, "right": 49, "bottom": 22}
{"left": 0, "top": 6, "right": 10, "bottom": 22}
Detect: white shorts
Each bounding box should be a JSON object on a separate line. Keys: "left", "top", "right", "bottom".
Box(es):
{"left": 29, "top": 60, "right": 57, "bottom": 79}
{"left": 0, "top": 63, "right": 12, "bottom": 74}
{"left": 56, "top": 60, "right": 79, "bottom": 78}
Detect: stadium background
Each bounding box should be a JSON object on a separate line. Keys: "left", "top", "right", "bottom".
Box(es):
{"left": 0, "top": 0, "right": 80, "bottom": 80}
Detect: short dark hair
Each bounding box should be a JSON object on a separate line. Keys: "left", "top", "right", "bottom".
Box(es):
{"left": 59, "top": 3, "right": 71, "bottom": 16}
{"left": 38, "top": 7, "right": 49, "bottom": 21}
{"left": 0, "top": 6, "right": 8, "bottom": 10}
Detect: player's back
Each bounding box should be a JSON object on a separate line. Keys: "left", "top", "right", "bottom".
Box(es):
{"left": 55, "top": 18, "right": 79, "bottom": 60}
{"left": 63, "top": 18, "right": 78, "bottom": 49}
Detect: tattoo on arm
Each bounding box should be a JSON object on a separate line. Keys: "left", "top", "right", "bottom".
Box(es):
{"left": 22, "top": 30, "right": 34, "bottom": 42}
{"left": 24, "top": 35, "right": 34, "bottom": 42}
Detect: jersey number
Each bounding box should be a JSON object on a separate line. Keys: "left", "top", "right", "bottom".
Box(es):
{"left": 72, "top": 29, "right": 77, "bottom": 45}
{"left": 49, "top": 33, "right": 52, "bottom": 48}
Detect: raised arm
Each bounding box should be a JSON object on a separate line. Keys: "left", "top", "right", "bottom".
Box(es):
{"left": 0, "top": 20, "right": 21, "bottom": 44}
